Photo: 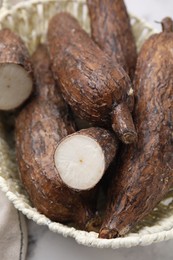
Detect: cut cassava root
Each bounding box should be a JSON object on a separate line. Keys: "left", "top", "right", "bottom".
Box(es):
{"left": 15, "top": 44, "right": 98, "bottom": 229}
{"left": 87, "top": 0, "right": 137, "bottom": 79}
{"left": 54, "top": 127, "right": 118, "bottom": 190}
{"left": 47, "top": 12, "right": 137, "bottom": 144}
{"left": 99, "top": 17, "right": 173, "bottom": 239}
{"left": 0, "top": 28, "right": 33, "bottom": 110}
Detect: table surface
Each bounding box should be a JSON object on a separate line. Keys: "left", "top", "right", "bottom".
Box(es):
{"left": 7, "top": 0, "right": 173, "bottom": 259}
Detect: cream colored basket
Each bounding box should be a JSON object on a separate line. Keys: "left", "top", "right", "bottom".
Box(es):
{"left": 0, "top": 0, "right": 173, "bottom": 249}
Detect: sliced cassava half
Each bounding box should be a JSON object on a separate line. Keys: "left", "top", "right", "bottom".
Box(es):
{"left": 54, "top": 127, "right": 118, "bottom": 190}
{"left": 0, "top": 28, "right": 33, "bottom": 110}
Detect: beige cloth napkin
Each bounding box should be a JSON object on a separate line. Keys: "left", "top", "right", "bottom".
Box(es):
{"left": 0, "top": 190, "right": 27, "bottom": 260}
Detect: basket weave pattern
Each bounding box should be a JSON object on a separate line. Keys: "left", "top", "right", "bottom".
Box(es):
{"left": 0, "top": 0, "right": 173, "bottom": 249}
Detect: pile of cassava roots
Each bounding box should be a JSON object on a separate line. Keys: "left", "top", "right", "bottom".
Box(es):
{"left": 0, "top": 0, "right": 172, "bottom": 239}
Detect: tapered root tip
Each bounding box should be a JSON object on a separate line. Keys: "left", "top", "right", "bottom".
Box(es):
{"left": 99, "top": 228, "right": 119, "bottom": 239}
{"left": 86, "top": 215, "right": 102, "bottom": 232}
{"left": 111, "top": 103, "right": 137, "bottom": 144}
{"left": 121, "top": 131, "right": 137, "bottom": 144}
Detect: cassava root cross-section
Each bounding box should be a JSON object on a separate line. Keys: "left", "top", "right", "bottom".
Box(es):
{"left": 54, "top": 127, "right": 118, "bottom": 191}
{"left": 87, "top": 0, "right": 137, "bottom": 79}
{"left": 0, "top": 28, "right": 33, "bottom": 110}
{"left": 99, "top": 17, "right": 173, "bottom": 239}
{"left": 15, "top": 44, "right": 98, "bottom": 229}
{"left": 47, "top": 12, "right": 137, "bottom": 144}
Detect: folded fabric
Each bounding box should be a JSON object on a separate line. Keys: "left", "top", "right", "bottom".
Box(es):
{"left": 0, "top": 190, "right": 27, "bottom": 260}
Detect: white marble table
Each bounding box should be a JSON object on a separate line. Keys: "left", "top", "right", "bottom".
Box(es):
{"left": 26, "top": 0, "right": 173, "bottom": 259}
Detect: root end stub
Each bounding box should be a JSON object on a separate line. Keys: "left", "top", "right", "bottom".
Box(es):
{"left": 85, "top": 214, "right": 102, "bottom": 233}
{"left": 161, "top": 17, "right": 173, "bottom": 32}
{"left": 54, "top": 134, "right": 106, "bottom": 191}
{"left": 112, "top": 103, "right": 137, "bottom": 144}
{"left": 99, "top": 228, "right": 119, "bottom": 239}
{"left": 121, "top": 131, "right": 137, "bottom": 144}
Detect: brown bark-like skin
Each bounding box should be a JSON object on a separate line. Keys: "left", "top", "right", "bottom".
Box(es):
{"left": 15, "top": 44, "right": 96, "bottom": 229}
{"left": 99, "top": 18, "right": 173, "bottom": 239}
{"left": 0, "top": 28, "right": 32, "bottom": 81}
{"left": 87, "top": 0, "right": 137, "bottom": 79}
{"left": 112, "top": 103, "right": 137, "bottom": 144}
{"left": 47, "top": 12, "right": 136, "bottom": 144}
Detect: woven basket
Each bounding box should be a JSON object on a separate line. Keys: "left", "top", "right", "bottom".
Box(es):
{"left": 0, "top": 0, "right": 173, "bottom": 249}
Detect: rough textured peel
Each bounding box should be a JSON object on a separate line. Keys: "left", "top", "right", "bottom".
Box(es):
{"left": 15, "top": 44, "right": 97, "bottom": 229}
{"left": 87, "top": 0, "right": 137, "bottom": 79}
{"left": 99, "top": 17, "right": 173, "bottom": 239}
{"left": 47, "top": 12, "right": 136, "bottom": 144}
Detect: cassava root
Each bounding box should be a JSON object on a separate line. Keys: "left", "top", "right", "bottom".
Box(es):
{"left": 15, "top": 44, "right": 98, "bottom": 229}
{"left": 99, "top": 17, "right": 173, "bottom": 239}
{"left": 47, "top": 12, "right": 137, "bottom": 144}
{"left": 87, "top": 0, "right": 137, "bottom": 79}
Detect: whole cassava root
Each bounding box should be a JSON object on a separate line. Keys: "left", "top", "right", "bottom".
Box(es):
{"left": 47, "top": 12, "right": 137, "bottom": 144}
{"left": 0, "top": 28, "right": 33, "bottom": 110}
{"left": 99, "top": 17, "right": 173, "bottom": 239}
{"left": 54, "top": 127, "right": 118, "bottom": 191}
{"left": 15, "top": 44, "right": 97, "bottom": 229}
{"left": 87, "top": 0, "right": 137, "bottom": 79}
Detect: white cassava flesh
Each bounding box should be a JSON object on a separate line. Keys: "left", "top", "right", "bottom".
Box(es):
{"left": 0, "top": 64, "right": 32, "bottom": 110}
{"left": 54, "top": 135, "right": 105, "bottom": 190}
